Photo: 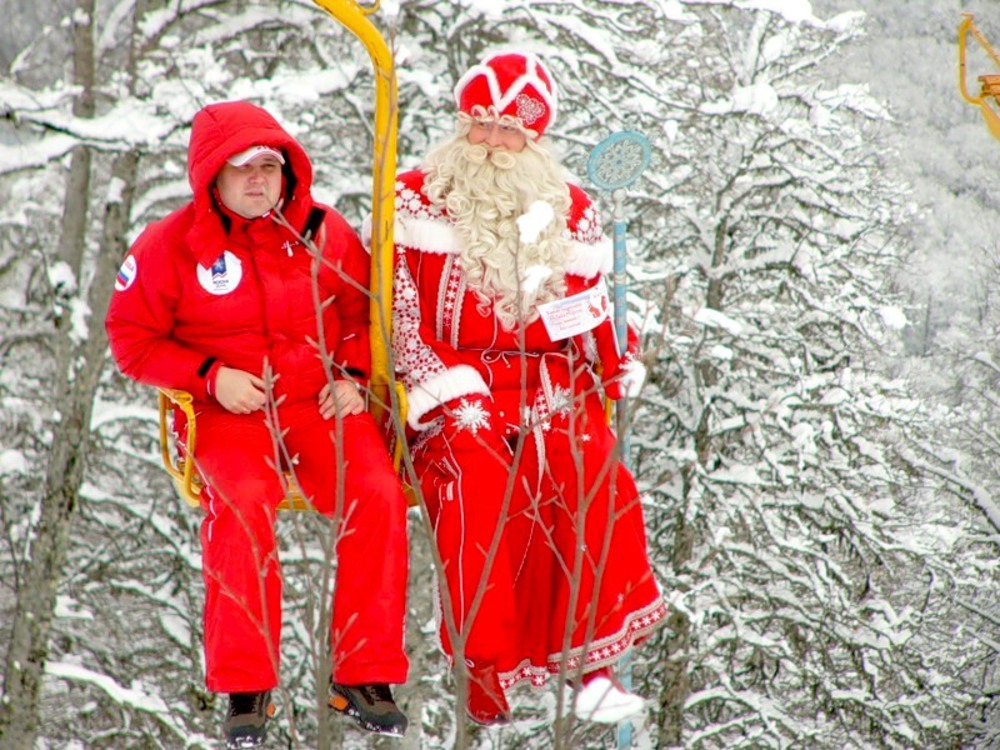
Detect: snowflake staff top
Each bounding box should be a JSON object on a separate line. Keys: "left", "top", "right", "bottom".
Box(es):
{"left": 584, "top": 129, "right": 651, "bottom": 359}
{"left": 587, "top": 131, "right": 652, "bottom": 192}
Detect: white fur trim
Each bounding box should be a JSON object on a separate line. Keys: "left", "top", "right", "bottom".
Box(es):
{"left": 395, "top": 215, "right": 461, "bottom": 255}
{"left": 565, "top": 235, "right": 613, "bottom": 278}
{"left": 406, "top": 365, "right": 490, "bottom": 430}
{"left": 361, "top": 214, "right": 373, "bottom": 248}
{"left": 395, "top": 213, "right": 613, "bottom": 279}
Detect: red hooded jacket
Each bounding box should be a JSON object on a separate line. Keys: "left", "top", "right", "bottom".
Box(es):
{"left": 106, "top": 101, "right": 370, "bottom": 404}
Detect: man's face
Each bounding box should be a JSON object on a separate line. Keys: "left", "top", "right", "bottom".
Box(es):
{"left": 467, "top": 118, "right": 528, "bottom": 153}
{"left": 215, "top": 156, "right": 283, "bottom": 219}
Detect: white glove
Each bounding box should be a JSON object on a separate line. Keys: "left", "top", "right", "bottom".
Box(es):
{"left": 619, "top": 359, "right": 647, "bottom": 398}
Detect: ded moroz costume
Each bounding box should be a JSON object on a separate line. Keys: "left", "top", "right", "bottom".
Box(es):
{"left": 389, "top": 52, "right": 668, "bottom": 725}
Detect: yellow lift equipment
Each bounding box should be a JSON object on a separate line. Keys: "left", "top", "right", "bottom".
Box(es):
{"left": 959, "top": 13, "right": 1000, "bottom": 140}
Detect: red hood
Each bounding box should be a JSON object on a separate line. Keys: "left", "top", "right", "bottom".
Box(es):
{"left": 186, "top": 101, "right": 314, "bottom": 264}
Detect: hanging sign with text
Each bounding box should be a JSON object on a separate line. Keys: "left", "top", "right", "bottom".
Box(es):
{"left": 538, "top": 277, "right": 611, "bottom": 341}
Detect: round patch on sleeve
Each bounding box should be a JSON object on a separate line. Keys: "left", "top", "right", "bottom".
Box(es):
{"left": 115, "top": 255, "right": 137, "bottom": 291}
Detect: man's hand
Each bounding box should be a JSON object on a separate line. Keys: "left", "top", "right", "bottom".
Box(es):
{"left": 319, "top": 380, "right": 365, "bottom": 419}
{"left": 214, "top": 366, "right": 267, "bottom": 414}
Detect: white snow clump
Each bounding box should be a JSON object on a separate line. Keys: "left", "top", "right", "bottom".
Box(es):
{"left": 517, "top": 200, "right": 556, "bottom": 245}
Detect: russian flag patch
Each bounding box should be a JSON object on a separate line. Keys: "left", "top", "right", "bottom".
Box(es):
{"left": 115, "top": 255, "right": 137, "bottom": 291}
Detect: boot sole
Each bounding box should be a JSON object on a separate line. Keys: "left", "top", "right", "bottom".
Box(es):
{"left": 225, "top": 701, "right": 275, "bottom": 748}
{"left": 226, "top": 739, "right": 266, "bottom": 750}
{"left": 466, "top": 709, "right": 512, "bottom": 727}
{"left": 573, "top": 696, "right": 645, "bottom": 724}
{"left": 328, "top": 689, "right": 406, "bottom": 737}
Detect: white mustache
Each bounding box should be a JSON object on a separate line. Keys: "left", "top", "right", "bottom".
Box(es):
{"left": 465, "top": 143, "right": 517, "bottom": 170}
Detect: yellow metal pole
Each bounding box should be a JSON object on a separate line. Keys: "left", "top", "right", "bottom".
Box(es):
{"left": 959, "top": 14, "right": 979, "bottom": 105}
{"left": 310, "top": 0, "right": 398, "bottom": 424}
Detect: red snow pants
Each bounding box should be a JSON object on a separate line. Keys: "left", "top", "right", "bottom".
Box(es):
{"left": 190, "top": 401, "right": 409, "bottom": 692}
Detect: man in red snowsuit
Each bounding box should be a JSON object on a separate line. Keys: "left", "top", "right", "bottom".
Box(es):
{"left": 105, "top": 101, "right": 409, "bottom": 746}
{"left": 389, "top": 52, "right": 667, "bottom": 726}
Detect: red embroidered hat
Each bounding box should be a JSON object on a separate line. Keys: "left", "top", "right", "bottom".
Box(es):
{"left": 454, "top": 52, "right": 558, "bottom": 137}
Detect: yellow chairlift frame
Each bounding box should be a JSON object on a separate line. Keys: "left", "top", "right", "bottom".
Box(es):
{"left": 158, "top": 0, "right": 399, "bottom": 510}
{"left": 959, "top": 13, "right": 1000, "bottom": 141}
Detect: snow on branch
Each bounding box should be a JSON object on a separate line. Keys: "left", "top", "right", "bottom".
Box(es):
{"left": 692, "top": 307, "right": 744, "bottom": 336}
{"left": 903, "top": 444, "right": 1000, "bottom": 541}
{"left": 0, "top": 93, "right": 181, "bottom": 176}
{"left": 46, "top": 661, "right": 170, "bottom": 714}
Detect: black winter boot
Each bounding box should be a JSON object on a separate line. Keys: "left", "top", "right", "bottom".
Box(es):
{"left": 224, "top": 691, "right": 274, "bottom": 748}
{"left": 329, "top": 682, "right": 408, "bottom": 736}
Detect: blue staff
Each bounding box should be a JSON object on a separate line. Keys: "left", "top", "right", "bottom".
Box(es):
{"left": 586, "top": 130, "right": 652, "bottom": 749}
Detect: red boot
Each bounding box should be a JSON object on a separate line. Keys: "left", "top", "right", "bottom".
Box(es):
{"left": 465, "top": 663, "right": 512, "bottom": 726}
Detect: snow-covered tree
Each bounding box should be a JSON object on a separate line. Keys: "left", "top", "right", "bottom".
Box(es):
{"left": 2, "top": 0, "right": 997, "bottom": 748}
{"left": 0, "top": 1, "right": 421, "bottom": 748}
{"left": 810, "top": 3, "right": 1000, "bottom": 745}
{"left": 906, "top": 244, "right": 1000, "bottom": 748}
{"left": 386, "top": 1, "right": 987, "bottom": 746}
{"left": 631, "top": 3, "right": 983, "bottom": 747}
{"left": 816, "top": 0, "right": 1000, "bottom": 357}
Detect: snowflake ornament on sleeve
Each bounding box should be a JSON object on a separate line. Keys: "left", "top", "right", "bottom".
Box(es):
{"left": 452, "top": 398, "right": 492, "bottom": 436}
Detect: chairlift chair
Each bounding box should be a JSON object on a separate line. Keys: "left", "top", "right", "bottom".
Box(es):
{"left": 959, "top": 13, "right": 1000, "bottom": 141}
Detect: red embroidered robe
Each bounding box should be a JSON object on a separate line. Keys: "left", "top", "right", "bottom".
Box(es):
{"left": 392, "top": 168, "right": 666, "bottom": 688}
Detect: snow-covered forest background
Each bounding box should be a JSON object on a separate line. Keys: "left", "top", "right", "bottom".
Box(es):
{"left": 3, "top": 0, "right": 1000, "bottom": 748}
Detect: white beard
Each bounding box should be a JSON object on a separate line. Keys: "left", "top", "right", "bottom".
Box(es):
{"left": 423, "top": 135, "right": 573, "bottom": 330}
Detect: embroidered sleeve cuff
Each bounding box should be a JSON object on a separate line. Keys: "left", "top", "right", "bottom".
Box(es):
{"left": 406, "top": 365, "right": 490, "bottom": 430}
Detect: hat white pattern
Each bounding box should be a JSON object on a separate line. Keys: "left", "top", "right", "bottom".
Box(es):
{"left": 227, "top": 145, "right": 285, "bottom": 167}
{"left": 454, "top": 52, "right": 558, "bottom": 136}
